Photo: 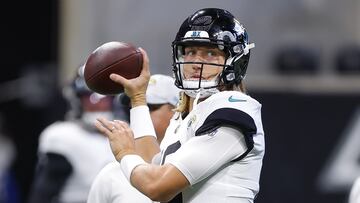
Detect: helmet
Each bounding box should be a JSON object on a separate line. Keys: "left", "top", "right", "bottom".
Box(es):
{"left": 172, "top": 8, "right": 255, "bottom": 98}
{"left": 63, "top": 65, "right": 114, "bottom": 127}
{"left": 63, "top": 65, "right": 88, "bottom": 118}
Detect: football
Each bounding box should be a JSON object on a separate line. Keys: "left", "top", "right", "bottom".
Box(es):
{"left": 84, "top": 41, "right": 143, "bottom": 95}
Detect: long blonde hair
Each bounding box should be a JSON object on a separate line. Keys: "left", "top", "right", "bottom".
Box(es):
{"left": 174, "top": 91, "right": 190, "bottom": 113}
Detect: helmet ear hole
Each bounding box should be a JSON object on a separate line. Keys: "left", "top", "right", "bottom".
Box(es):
{"left": 221, "top": 52, "right": 250, "bottom": 85}
{"left": 221, "top": 67, "right": 236, "bottom": 84}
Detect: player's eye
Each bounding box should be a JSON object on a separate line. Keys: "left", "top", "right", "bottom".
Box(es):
{"left": 184, "top": 49, "right": 195, "bottom": 56}
{"left": 203, "top": 50, "right": 221, "bottom": 60}
{"left": 207, "top": 50, "right": 217, "bottom": 57}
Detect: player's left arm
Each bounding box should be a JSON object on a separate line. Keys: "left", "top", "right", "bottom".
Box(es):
{"left": 95, "top": 117, "right": 188, "bottom": 201}
{"left": 96, "top": 115, "right": 249, "bottom": 202}
{"left": 127, "top": 126, "right": 248, "bottom": 202}
{"left": 130, "top": 163, "right": 189, "bottom": 202}
{"left": 134, "top": 136, "right": 160, "bottom": 162}
{"left": 166, "top": 126, "right": 249, "bottom": 185}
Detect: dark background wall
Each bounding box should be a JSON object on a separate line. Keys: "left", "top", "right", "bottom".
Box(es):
{"left": 0, "top": 1, "right": 67, "bottom": 202}
{"left": 253, "top": 91, "right": 360, "bottom": 203}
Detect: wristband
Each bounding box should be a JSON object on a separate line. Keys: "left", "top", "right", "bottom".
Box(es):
{"left": 130, "top": 105, "right": 156, "bottom": 139}
{"left": 120, "top": 154, "right": 146, "bottom": 181}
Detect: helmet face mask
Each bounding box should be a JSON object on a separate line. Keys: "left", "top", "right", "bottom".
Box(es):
{"left": 177, "top": 61, "right": 223, "bottom": 98}
{"left": 172, "top": 8, "right": 254, "bottom": 97}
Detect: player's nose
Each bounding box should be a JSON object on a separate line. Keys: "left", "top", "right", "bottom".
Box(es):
{"left": 191, "top": 63, "right": 202, "bottom": 71}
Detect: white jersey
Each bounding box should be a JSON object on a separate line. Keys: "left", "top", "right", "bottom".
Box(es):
{"left": 38, "top": 121, "right": 115, "bottom": 203}
{"left": 87, "top": 161, "right": 154, "bottom": 203}
{"left": 160, "top": 91, "right": 265, "bottom": 203}
{"left": 349, "top": 177, "right": 360, "bottom": 203}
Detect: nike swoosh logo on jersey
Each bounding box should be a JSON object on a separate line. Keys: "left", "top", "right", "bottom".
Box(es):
{"left": 228, "top": 96, "right": 247, "bottom": 102}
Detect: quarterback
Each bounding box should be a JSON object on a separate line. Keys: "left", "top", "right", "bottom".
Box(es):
{"left": 95, "top": 8, "right": 265, "bottom": 203}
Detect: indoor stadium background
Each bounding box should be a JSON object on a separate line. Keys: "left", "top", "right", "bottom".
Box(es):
{"left": 1, "top": 1, "right": 359, "bottom": 202}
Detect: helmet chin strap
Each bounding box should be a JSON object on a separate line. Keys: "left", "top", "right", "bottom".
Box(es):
{"left": 183, "top": 80, "right": 219, "bottom": 99}
{"left": 184, "top": 87, "right": 219, "bottom": 99}
{"left": 191, "top": 89, "right": 202, "bottom": 111}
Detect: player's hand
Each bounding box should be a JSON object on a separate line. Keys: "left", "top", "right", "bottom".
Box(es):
{"left": 109, "top": 48, "right": 150, "bottom": 107}
{"left": 95, "top": 118, "right": 136, "bottom": 161}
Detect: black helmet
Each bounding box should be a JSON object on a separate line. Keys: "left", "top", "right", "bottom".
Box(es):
{"left": 63, "top": 65, "right": 113, "bottom": 119}
{"left": 172, "top": 8, "right": 254, "bottom": 91}
{"left": 62, "top": 65, "right": 90, "bottom": 118}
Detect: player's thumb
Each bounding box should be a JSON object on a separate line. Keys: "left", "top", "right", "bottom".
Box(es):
{"left": 109, "top": 73, "right": 129, "bottom": 86}
{"left": 138, "top": 48, "right": 150, "bottom": 77}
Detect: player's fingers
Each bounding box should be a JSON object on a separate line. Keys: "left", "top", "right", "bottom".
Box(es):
{"left": 114, "top": 120, "right": 134, "bottom": 139}
{"left": 113, "top": 120, "right": 130, "bottom": 130}
{"left": 113, "top": 119, "right": 126, "bottom": 125}
{"left": 138, "top": 48, "right": 150, "bottom": 78}
{"left": 95, "top": 120, "right": 112, "bottom": 137}
{"left": 113, "top": 120, "right": 126, "bottom": 131}
{"left": 114, "top": 119, "right": 130, "bottom": 126}
{"left": 96, "top": 117, "right": 116, "bottom": 132}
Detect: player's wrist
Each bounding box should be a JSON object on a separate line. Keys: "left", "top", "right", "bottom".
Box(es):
{"left": 130, "top": 92, "right": 147, "bottom": 107}
{"left": 119, "top": 154, "right": 146, "bottom": 181}
{"left": 130, "top": 106, "right": 156, "bottom": 139}
{"left": 115, "top": 150, "right": 136, "bottom": 161}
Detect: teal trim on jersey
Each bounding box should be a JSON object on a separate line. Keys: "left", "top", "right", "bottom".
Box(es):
{"left": 228, "top": 95, "right": 247, "bottom": 102}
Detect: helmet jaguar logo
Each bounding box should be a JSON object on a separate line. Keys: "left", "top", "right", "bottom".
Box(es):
{"left": 217, "top": 31, "right": 237, "bottom": 50}
{"left": 193, "top": 16, "right": 212, "bottom": 25}
{"left": 217, "top": 31, "right": 236, "bottom": 42}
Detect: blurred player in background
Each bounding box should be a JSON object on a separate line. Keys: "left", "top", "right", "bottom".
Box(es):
{"left": 95, "top": 8, "right": 264, "bottom": 203}
{"left": 349, "top": 177, "right": 360, "bottom": 203}
{"left": 28, "top": 66, "right": 115, "bottom": 203}
{"left": 87, "top": 74, "right": 179, "bottom": 203}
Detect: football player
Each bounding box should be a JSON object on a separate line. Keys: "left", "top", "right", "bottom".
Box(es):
{"left": 28, "top": 66, "right": 116, "bottom": 203}
{"left": 96, "top": 8, "right": 264, "bottom": 203}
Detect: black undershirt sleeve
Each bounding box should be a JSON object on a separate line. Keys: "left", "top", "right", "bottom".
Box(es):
{"left": 28, "top": 152, "right": 73, "bottom": 203}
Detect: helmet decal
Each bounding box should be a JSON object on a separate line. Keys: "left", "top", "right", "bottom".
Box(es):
{"left": 217, "top": 31, "right": 237, "bottom": 51}
{"left": 193, "top": 16, "right": 212, "bottom": 26}
{"left": 184, "top": 31, "right": 210, "bottom": 39}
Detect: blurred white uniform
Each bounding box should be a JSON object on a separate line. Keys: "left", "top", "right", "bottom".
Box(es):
{"left": 29, "top": 65, "right": 116, "bottom": 203}
{"left": 349, "top": 177, "right": 360, "bottom": 203}
{"left": 38, "top": 121, "right": 114, "bottom": 202}
{"left": 87, "top": 161, "right": 153, "bottom": 203}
